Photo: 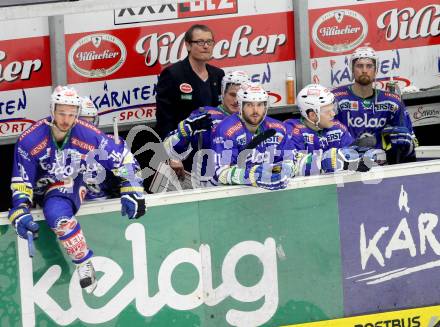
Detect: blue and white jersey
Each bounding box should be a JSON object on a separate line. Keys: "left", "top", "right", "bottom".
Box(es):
{"left": 284, "top": 118, "right": 354, "bottom": 153}
{"left": 333, "top": 85, "right": 415, "bottom": 148}
{"left": 164, "top": 105, "right": 231, "bottom": 187}
{"left": 11, "top": 118, "right": 143, "bottom": 212}
{"left": 211, "top": 114, "right": 293, "bottom": 186}
{"left": 164, "top": 105, "right": 230, "bottom": 160}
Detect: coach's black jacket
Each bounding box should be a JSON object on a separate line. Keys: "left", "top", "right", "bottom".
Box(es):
{"left": 155, "top": 57, "right": 224, "bottom": 139}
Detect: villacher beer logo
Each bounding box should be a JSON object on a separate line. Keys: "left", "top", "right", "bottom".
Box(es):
{"left": 312, "top": 9, "right": 368, "bottom": 53}
{"left": 68, "top": 33, "right": 127, "bottom": 78}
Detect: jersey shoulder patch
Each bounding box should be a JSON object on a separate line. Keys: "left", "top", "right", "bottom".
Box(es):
{"left": 18, "top": 118, "right": 48, "bottom": 142}
{"left": 76, "top": 119, "right": 102, "bottom": 135}
{"left": 225, "top": 121, "right": 242, "bottom": 138}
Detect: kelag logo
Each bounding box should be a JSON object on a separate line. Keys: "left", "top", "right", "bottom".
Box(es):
{"left": 312, "top": 9, "right": 368, "bottom": 53}
{"left": 68, "top": 33, "right": 127, "bottom": 78}
{"left": 114, "top": 0, "right": 238, "bottom": 24}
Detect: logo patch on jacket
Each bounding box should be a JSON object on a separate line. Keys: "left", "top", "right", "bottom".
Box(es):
{"left": 180, "top": 83, "right": 193, "bottom": 93}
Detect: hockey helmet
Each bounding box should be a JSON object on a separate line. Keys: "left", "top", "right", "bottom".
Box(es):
{"left": 221, "top": 70, "right": 250, "bottom": 96}
{"left": 297, "top": 84, "right": 335, "bottom": 126}
{"left": 237, "top": 82, "right": 269, "bottom": 127}
{"left": 350, "top": 46, "right": 379, "bottom": 72}
{"left": 50, "top": 85, "right": 81, "bottom": 119}
{"left": 80, "top": 97, "right": 99, "bottom": 126}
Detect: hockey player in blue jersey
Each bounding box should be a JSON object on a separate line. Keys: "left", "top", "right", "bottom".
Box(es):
{"left": 163, "top": 70, "right": 250, "bottom": 185}
{"left": 333, "top": 46, "right": 417, "bottom": 163}
{"left": 8, "top": 86, "right": 147, "bottom": 294}
{"left": 212, "top": 82, "right": 295, "bottom": 190}
{"left": 79, "top": 97, "right": 132, "bottom": 201}
{"left": 284, "top": 83, "right": 358, "bottom": 175}
{"left": 285, "top": 83, "right": 354, "bottom": 152}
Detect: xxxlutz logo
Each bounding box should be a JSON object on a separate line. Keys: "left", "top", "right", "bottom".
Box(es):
{"left": 18, "top": 223, "right": 279, "bottom": 326}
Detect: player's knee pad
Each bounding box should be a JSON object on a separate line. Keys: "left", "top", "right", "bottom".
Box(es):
{"left": 43, "top": 197, "right": 93, "bottom": 264}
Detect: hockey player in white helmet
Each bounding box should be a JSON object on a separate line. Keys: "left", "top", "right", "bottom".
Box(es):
{"left": 9, "top": 85, "right": 147, "bottom": 294}
{"left": 163, "top": 70, "right": 250, "bottom": 186}
{"left": 212, "top": 82, "right": 296, "bottom": 190}
{"left": 333, "top": 46, "right": 417, "bottom": 164}
{"left": 79, "top": 97, "right": 99, "bottom": 126}
{"left": 284, "top": 84, "right": 358, "bottom": 174}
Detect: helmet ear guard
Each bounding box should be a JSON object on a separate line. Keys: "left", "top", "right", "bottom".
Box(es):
{"left": 296, "top": 84, "right": 335, "bottom": 127}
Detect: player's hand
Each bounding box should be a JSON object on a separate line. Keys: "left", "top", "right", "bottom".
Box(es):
{"left": 121, "top": 193, "right": 146, "bottom": 219}
{"left": 178, "top": 112, "right": 213, "bottom": 139}
{"left": 272, "top": 160, "right": 296, "bottom": 179}
{"left": 169, "top": 159, "right": 185, "bottom": 180}
{"left": 357, "top": 148, "right": 387, "bottom": 172}
{"left": 382, "top": 126, "right": 413, "bottom": 155}
{"left": 8, "top": 206, "right": 39, "bottom": 239}
{"left": 249, "top": 163, "right": 288, "bottom": 191}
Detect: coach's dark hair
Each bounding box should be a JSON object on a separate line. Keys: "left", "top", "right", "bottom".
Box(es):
{"left": 184, "top": 24, "right": 214, "bottom": 43}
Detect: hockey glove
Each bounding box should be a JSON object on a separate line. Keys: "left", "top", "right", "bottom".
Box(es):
{"left": 321, "top": 147, "right": 360, "bottom": 173}
{"left": 121, "top": 193, "right": 146, "bottom": 219}
{"left": 178, "top": 112, "right": 213, "bottom": 139}
{"left": 355, "top": 148, "right": 387, "bottom": 172}
{"left": 8, "top": 206, "right": 39, "bottom": 240}
{"left": 382, "top": 126, "right": 413, "bottom": 156}
{"left": 248, "top": 163, "right": 288, "bottom": 191}
{"left": 272, "top": 160, "right": 296, "bottom": 179}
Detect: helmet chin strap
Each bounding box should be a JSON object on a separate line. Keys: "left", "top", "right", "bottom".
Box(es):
{"left": 305, "top": 111, "right": 322, "bottom": 131}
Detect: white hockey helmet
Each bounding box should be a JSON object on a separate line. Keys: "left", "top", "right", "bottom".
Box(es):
{"left": 50, "top": 85, "right": 81, "bottom": 119}
{"left": 80, "top": 97, "right": 99, "bottom": 126}
{"left": 297, "top": 84, "right": 335, "bottom": 126}
{"left": 221, "top": 70, "right": 250, "bottom": 96}
{"left": 350, "top": 46, "right": 379, "bottom": 72}
{"left": 237, "top": 82, "right": 269, "bottom": 118}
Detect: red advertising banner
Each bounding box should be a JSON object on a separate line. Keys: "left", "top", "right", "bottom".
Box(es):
{"left": 65, "top": 11, "right": 295, "bottom": 84}
{"left": 0, "top": 36, "right": 52, "bottom": 91}
{"left": 309, "top": 0, "right": 440, "bottom": 58}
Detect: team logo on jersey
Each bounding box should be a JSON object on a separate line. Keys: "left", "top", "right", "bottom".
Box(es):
{"left": 338, "top": 100, "right": 359, "bottom": 111}
{"left": 180, "top": 83, "right": 193, "bottom": 94}
{"left": 264, "top": 134, "right": 283, "bottom": 145}
{"left": 68, "top": 33, "right": 127, "bottom": 78}
{"left": 312, "top": 9, "right": 368, "bottom": 53}
{"left": 71, "top": 137, "right": 95, "bottom": 152}
{"left": 375, "top": 101, "right": 398, "bottom": 112}
{"left": 347, "top": 112, "right": 387, "bottom": 128}
{"left": 326, "top": 130, "right": 342, "bottom": 142}
{"left": 30, "top": 137, "right": 49, "bottom": 157}
{"left": 303, "top": 133, "right": 314, "bottom": 144}
{"left": 236, "top": 134, "right": 247, "bottom": 146}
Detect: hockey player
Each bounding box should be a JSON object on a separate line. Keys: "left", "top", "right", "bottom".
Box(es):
{"left": 79, "top": 97, "right": 125, "bottom": 201}
{"left": 79, "top": 97, "right": 99, "bottom": 126}
{"left": 284, "top": 83, "right": 358, "bottom": 175}
{"left": 163, "top": 70, "right": 250, "bottom": 184}
{"left": 333, "top": 46, "right": 417, "bottom": 163}
{"left": 212, "top": 82, "right": 295, "bottom": 190}
{"left": 285, "top": 84, "right": 354, "bottom": 152}
{"left": 8, "top": 86, "right": 147, "bottom": 294}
